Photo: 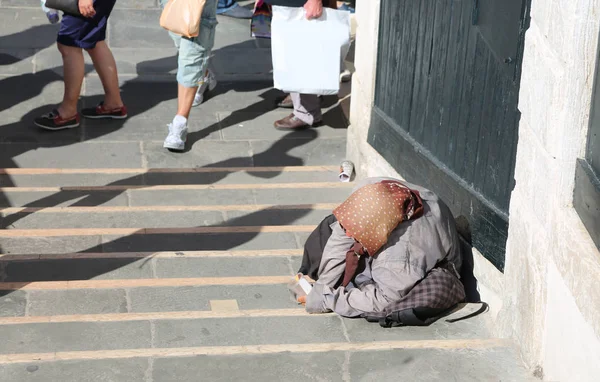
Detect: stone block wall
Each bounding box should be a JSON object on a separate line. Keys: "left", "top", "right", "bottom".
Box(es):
{"left": 500, "top": 0, "right": 600, "bottom": 379}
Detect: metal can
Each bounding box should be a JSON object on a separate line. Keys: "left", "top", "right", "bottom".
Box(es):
{"left": 339, "top": 160, "right": 354, "bottom": 182}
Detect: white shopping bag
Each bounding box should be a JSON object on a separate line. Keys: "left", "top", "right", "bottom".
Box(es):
{"left": 271, "top": 6, "right": 351, "bottom": 95}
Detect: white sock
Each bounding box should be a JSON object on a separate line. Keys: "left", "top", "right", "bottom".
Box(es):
{"left": 173, "top": 115, "right": 187, "bottom": 128}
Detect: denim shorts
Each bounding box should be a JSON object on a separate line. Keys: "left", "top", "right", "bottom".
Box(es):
{"left": 57, "top": 0, "right": 117, "bottom": 49}
{"left": 160, "top": 0, "right": 218, "bottom": 88}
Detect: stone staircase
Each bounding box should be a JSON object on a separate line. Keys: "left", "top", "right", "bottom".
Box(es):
{"left": 0, "top": 163, "right": 532, "bottom": 381}
{"left": 0, "top": 1, "right": 533, "bottom": 381}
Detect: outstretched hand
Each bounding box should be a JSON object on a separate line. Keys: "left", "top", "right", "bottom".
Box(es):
{"left": 79, "top": 0, "right": 96, "bottom": 18}
{"left": 304, "top": 0, "right": 323, "bottom": 20}
{"left": 297, "top": 295, "right": 307, "bottom": 305}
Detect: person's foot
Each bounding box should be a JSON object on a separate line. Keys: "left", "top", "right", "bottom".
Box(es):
{"left": 81, "top": 102, "right": 128, "bottom": 119}
{"left": 34, "top": 109, "right": 80, "bottom": 131}
{"left": 274, "top": 114, "right": 321, "bottom": 130}
{"left": 219, "top": 5, "right": 253, "bottom": 19}
{"left": 192, "top": 69, "right": 218, "bottom": 107}
{"left": 277, "top": 94, "right": 293, "bottom": 109}
{"left": 163, "top": 115, "right": 188, "bottom": 151}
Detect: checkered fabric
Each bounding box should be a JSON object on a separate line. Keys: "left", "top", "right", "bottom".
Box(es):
{"left": 365, "top": 263, "right": 466, "bottom": 327}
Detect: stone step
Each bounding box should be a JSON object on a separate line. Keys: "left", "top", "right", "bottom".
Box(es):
{"left": 0, "top": 345, "right": 535, "bottom": 382}
{"left": 1, "top": 204, "right": 336, "bottom": 229}
{"left": 0, "top": 278, "right": 301, "bottom": 316}
{"left": 0, "top": 302, "right": 496, "bottom": 354}
{"left": 0, "top": 182, "right": 353, "bottom": 208}
{"left": 0, "top": 228, "right": 316, "bottom": 254}
{"left": 0, "top": 254, "right": 299, "bottom": 282}
{"left": 0, "top": 166, "right": 341, "bottom": 187}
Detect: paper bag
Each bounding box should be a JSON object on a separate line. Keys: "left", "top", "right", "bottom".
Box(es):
{"left": 160, "top": 0, "right": 206, "bottom": 38}
{"left": 271, "top": 6, "right": 351, "bottom": 95}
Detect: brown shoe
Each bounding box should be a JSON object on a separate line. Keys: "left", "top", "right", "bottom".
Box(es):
{"left": 274, "top": 114, "right": 320, "bottom": 130}
{"left": 276, "top": 94, "right": 293, "bottom": 109}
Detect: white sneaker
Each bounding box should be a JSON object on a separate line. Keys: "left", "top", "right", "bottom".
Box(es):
{"left": 163, "top": 118, "right": 188, "bottom": 151}
{"left": 192, "top": 69, "right": 217, "bottom": 107}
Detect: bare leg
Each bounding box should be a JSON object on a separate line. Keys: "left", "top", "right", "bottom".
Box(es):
{"left": 86, "top": 41, "right": 123, "bottom": 109}
{"left": 176, "top": 83, "right": 198, "bottom": 119}
{"left": 57, "top": 43, "right": 84, "bottom": 118}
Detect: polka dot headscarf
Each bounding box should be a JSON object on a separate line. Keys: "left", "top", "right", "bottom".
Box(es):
{"left": 333, "top": 180, "right": 423, "bottom": 256}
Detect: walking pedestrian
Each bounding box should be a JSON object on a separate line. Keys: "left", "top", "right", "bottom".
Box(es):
{"left": 160, "top": 0, "right": 218, "bottom": 151}
{"left": 35, "top": 0, "right": 127, "bottom": 131}
{"left": 266, "top": 0, "right": 339, "bottom": 130}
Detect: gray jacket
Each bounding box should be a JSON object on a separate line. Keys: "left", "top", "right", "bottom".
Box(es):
{"left": 305, "top": 177, "right": 462, "bottom": 317}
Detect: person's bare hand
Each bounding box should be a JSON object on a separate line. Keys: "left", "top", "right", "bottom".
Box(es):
{"left": 297, "top": 295, "right": 306, "bottom": 305}
{"left": 79, "top": 0, "right": 96, "bottom": 18}
{"left": 304, "top": 0, "right": 323, "bottom": 20}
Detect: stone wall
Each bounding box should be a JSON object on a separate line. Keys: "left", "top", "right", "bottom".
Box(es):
{"left": 348, "top": 0, "right": 600, "bottom": 379}
{"left": 499, "top": 0, "right": 600, "bottom": 379}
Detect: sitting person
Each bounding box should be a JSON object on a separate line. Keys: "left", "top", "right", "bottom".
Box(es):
{"left": 297, "top": 177, "right": 463, "bottom": 318}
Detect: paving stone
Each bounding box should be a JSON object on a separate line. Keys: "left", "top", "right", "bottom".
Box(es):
{"left": 213, "top": 16, "right": 258, "bottom": 51}
{"left": 3, "top": 257, "right": 154, "bottom": 282}
{"left": 0, "top": 71, "right": 72, "bottom": 125}
{"left": 0, "top": 235, "right": 103, "bottom": 255}
{"left": 200, "top": 81, "right": 282, "bottom": 112}
{"left": 348, "top": 348, "right": 534, "bottom": 381}
{"left": 142, "top": 169, "right": 339, "bottom": 186}
{"left": 0, "top": 142, "right": 143, "bottom": 168}
{"left": 342, "top": 312, "right": 489, "bottom": 342}
{"left": 0, "top": 12, "right": 59, "bottom": 49}
{"left": 0, "top": 359, "right": 147, "bottom": 382}
{"left": 115, "top": 0, "right": 159, "bottom": 9}
{"left": 154, "top": 315, "right": 346, "bottom": 347}
{"left": 223, "top": 206, "right": 320, "bottom": 227}
{"left": 0, "top": 290, "right": 27, "bottom": 317}
{"left": 225, "top": 209, "right": 331, "bottom": 226}
{"left": 153, "top": 352, "right": 345, "bottom": 382}
{"left": 83, "top": 112, "right": 222, "bottom": 142}
{"left": 128, "top": 189, "right": 255, "bottom": 207}
{"left": 0, "top": 190, "right": 130, "bottom": 208}
{"left": 154, "top": 256, "right": 291, "bottom": 278}
{"left": 289, "top": 255, "right": 303, "bottom": 273}
{"left": 0, "top": 173, "right": 144, "bottom": 187}
{"left": 0, "top": 49, "right": 35, "bottom": 75}
{"left": 3, "top": 210, "right": 225, "bottom": 229}
{"left": 0, "top": 170, "right": 339, "bottom": 187}
{"left": 0, "top": 118, "right": 82, "bottom": 145}
{"left": 253, "top": 187, "right": 351, "bottom": 205}
{"left": 101, "top": 231, "right": 300, "bottom": 252}
{"left": 220, "top": 111, "right": 347, "bottom": 141}
{"left": 107, "top": 48, "right": 177, "bottom": 76}
{"left": 83, "top": 75, "right": 179, "bottom": 121}
{"left": 108, "top": 10, "right": 173, "bottom": 48}
{"left": 294, "top": 232, "right": 311, "bottom": 249}
{"left": 211, "top": 48, "right": 272, "bottom": 80}
{"left": 143, "top": 141, "right": 253, "bottom": 168}
{"left": 251, "top": 137, "right": 347, "bottom": 166}
{"left": 129, "top": 284, "right": 297, "bottom": 312}
{"left": 1, "top": 0, "right": 40, "bottom": 6}
{"left": 0, "top": 321, "right": 151, "bottom": 353}
{"left": 28, "top": 289, "right": 128, "bottom": 316}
